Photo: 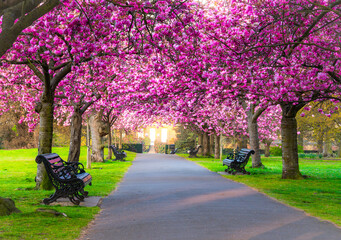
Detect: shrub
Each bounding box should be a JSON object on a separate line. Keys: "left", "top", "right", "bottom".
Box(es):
{"left": 270, "top": 145, "right": 282, "bottom": 156}
{"left": 154, "top": 141, "right": 166, "bottom": 153}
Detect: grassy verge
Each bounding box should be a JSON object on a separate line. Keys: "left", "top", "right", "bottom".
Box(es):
{"left": 179, "top": 154, "right": 341, "bottom": 227}
{"left": 0, "top": 146, "right": 135, "bottom": 240}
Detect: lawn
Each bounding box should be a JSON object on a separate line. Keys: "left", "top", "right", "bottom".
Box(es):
{"left": 0, "top": 146, "right": 135, "bottom": 240}
{"left": 179, "top": 154, "right": 341, "bottom": 227}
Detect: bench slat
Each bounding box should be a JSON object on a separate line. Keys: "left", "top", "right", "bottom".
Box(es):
{"left": 48, "top": 157, "right": 63, "bottom": 164}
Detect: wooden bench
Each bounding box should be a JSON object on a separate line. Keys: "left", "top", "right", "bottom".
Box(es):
{"left": 187, "top": 145, "right": 201, "bottom": 158}
{"left": 35, "top": 153, "right": 92, "bottom": 205}
{"left": 109, "top": 145, "right": 127, "bottom": 161}
{"left": 223, "top": 148, "right": 255, "bottom": 175}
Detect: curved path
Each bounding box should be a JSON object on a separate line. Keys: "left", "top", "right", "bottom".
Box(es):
{"left": 81, "top": 154, "right": 341, "bottom": 240}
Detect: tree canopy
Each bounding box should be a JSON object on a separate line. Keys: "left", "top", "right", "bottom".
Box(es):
{"left": 0, "top": 0, "right": 340, "bottom": 180}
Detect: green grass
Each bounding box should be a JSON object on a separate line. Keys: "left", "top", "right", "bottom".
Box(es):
{"left": 0, "top": 146, "right": 135, "bottom": 240}
{"left": 179, "top": 154, "right": 341, "bottom": 227}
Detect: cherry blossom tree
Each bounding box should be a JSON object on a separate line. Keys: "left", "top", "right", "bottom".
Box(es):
{"left": 231, "top": 0, "right": 341, "bottom": 179}
{"left": 1, "top": 0, "right": 198, "bottom": 188}
{"left": 0, "top": 0, "right": 60, "bottom": 57}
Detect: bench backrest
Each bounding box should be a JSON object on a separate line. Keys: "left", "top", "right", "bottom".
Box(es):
{"left": 235, "top": 149, "right": 255, "bottom": 163}
{"left": 190, "top": 145, "right": 201, "bottom": 154}
{"left": 36, "top": 153, "right": 73, "bottom": 181}
{"left": 110, "top": 145, "right": 120, "bottom": 154}
{"left": 112, "top": 146, "right": 125, "bottom": 156}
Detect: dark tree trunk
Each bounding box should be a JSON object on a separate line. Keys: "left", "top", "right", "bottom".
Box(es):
{"left": 214, "top": 135, "right": 220, "bottom": 159}
{"left": 281, "top": 103, "right": 304, "bottom": 179}
{"left": 35, "top": 98, "right": 54, "bottom": 190}
{"left": 198, "top": 133, "right": 203, "bottom": 155}
{"left": 203, "top": 132, "right": 210, "bottom": 156}
{"left": 31, "top": 61, "right": 71, "bottom": 190}
{"left": 210, "top": 134, "right": 214, "bottom": 155}
{"left": 237, "top": 136, "right": 248, "bottom": 149}
{"left": 119, "top": 129, "right": 123, "bottom": 149}
{"left": 107, "top": 123, "right": 112, "bottom": 159}
{"left": 68, "top": 111, "right": 82, "bottom": 162}
{"left": 264, "top": 140, "right": 272, "bottom": 157}
{"left": 86, "top": 118, "right": 91, "bottom": 169}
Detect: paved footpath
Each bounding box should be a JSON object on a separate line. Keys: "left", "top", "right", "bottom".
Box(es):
{"left": 81, "top": 154, "right": 341, "bottom": 240}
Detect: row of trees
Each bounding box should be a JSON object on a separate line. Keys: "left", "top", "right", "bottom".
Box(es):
{"left": 0, "top": 0, "right": 340, "bottom": 195}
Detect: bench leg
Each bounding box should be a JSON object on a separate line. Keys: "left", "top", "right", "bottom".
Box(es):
{"left": 241, "top": 169, "right": 251, "bottom": 175}
{"left": 75, "top": 192, "right": 85, "bottom": 201}
{"left": 231, "top": 166, "right": 250, "bottom": 175}
{"left": 68, "top": 195, "right": 80, "bottom": 205}
{"left": 75, "top": 189, "right": 89, "bottom": 201}
{"left": 80, "top": 188, "right": 89, "bottom": 197}
{"left": 43, "top": 190, "right": 62, "bottom": 205}
{"left": 224, "top": 167, "right": 232, "bottom": 174}
{"left": 113, "top": 156, "right": 126, "bottom": 161}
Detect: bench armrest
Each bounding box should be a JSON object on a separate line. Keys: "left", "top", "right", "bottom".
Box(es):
{"left": 226, "top": 152, "right": 234, "bottom": 159}
{"left": 66, "top": 162, "right": 85, "bottom": 174}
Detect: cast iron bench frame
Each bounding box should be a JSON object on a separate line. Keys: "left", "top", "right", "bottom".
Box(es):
{"left": 35, "top": 153, "right": 92, "bottom": 205}
{"left": 187, "top": 145, "right": 202, "bottom": 158}
{"left": 170, "top": 148, "right": 178, "bottom": 154}
{"left": 223, "top": 148, "right": 255, "bottom": 175}
{"left": 109, "top": 145, "right": 127, "bottom": 161}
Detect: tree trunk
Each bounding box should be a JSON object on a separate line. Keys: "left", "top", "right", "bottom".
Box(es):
{"left": 214, "top": 135, "right": 220, "bottom": 159}
{"left": 119, "top": 129, "right": 123, "bottom": 149}
{"left": 244, "top": 103, "right": 265, "bottom": 168}
{"left": 0, "top": 0, "right": 60, "bottom": 58}
{"left": 264, "top": 140, "right": 272, "bottom": 157}
{"left": 237, "top": 136, "right": 248, "bottom": 149}
{"left": 86, "top": 118, "right": 91, "bottom": 169}
{"left": 107, "top": 122, "right": 112, "bottom": 159}
{"left": 35, "top": 99, "right": 54, "bottom": 190}
{"left": 198, "top": 133, "right": 203, "bottom": 155}
{"left": 89, "top": 112, "right": 108, "bottom": 162}
{"left": 68, "top": 110, "right": 82, "bottom": 162}
{"left": 203, "top": 132, "right": 210, "bottom": 156}
{"left": 317, "top": 135, "right": 324, "bottom": 154}
{"left": 247, "top": 117, "right": 262, "bottom": 167}
{"left": 210, "top": 134, "right": 214, "bottom": 155}
{"left": 249, "top": 124, "right": 262, "bottom": 167}
{"left": 281, "top": 103, "right": 304, "bottom": 179}
{"left": 297, "top": 132, "right": 304, "bottom": 148}
{"left": 323, "top": 140, "right": 332, "bottom": 157}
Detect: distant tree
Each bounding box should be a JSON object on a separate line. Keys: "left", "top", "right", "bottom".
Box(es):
{"left": 175, "top": 125, "right": 197, "bottom": 152}
{"left": 0, "top": 110, "right": 37, "bottom": 149}
{"left": 298, "top": 102, "right": 341, "bottom": 156}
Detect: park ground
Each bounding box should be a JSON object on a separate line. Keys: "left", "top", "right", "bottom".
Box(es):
{"left": 0, "top": 149, "right": 340, "bottom": 239}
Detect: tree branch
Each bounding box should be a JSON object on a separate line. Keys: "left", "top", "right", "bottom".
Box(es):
{"left": 0, "top": 0, "right": 60, "bottom": 57}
